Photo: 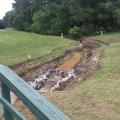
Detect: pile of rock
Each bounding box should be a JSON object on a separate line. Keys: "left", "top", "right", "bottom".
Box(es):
{"left": 51, "top": 69, "right": 76, "bottom": 91}
{"left": 30, "top": 69, "right": 76, "bottom": 91}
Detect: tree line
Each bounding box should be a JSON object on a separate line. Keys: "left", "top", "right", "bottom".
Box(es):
{"left": 3, "top": 0, "right": 120, "bottom": 38}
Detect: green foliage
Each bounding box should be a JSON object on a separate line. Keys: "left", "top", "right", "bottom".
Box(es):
{"left": 94, "top": 31, "right": 100, "bottom": 36}
{"left": 31, "top": 3, "right": 69, "bottom": 35}
{"left": 69, "top": 26, "right": 82, "bottom": 39}
{"left": 3, "top": 11, "right": 15, "bottom": 26}
{"left": 31, "top": 4, "right": 58, "bottom": 34}
{"left": 11, "top": 12, "right": 25, "bottom": 30}
{"left": 3, "top": 0, "right": 120, "bottom": 36}
{"left": 97, "top": 26, "right": 105, "bottom": 32}
{"left": 113, "top": 8, "right": 120, "bottom": 25}
{"left": 69, "top": 26, "right": 90, "bottom": 39}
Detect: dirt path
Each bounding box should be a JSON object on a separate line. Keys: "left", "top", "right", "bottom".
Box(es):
{"left": 56, "top": 52, "right": 83, "bottom": 72}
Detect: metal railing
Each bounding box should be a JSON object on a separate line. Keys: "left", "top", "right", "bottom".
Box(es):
{"left": 0, "top": 65, "right": 70, "bottom": 120}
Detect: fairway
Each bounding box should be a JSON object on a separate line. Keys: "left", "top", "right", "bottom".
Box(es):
{"left": 0, "top": 28, "right": 77, "bottom": 66}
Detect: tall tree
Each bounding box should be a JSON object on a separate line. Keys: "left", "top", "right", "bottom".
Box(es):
{"left": 3, "top": 0, "right": 120, "bottom": 35}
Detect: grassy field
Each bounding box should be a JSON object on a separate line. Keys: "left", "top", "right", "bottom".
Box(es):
{"left": 44, "top": 33, "right": 120, "bottom": 120}
{"left": 0, "top": 28, "right": 77, "bottom": 66}
{"left": 1, "top": 29, "right": 120, "bottom": 120}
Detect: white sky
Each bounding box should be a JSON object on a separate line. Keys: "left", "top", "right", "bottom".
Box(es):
{"left": 0, "top": 0, "right": 14, "bottom": 19}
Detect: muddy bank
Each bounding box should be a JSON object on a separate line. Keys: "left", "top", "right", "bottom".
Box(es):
{"left": 11, "top": 49, "right": 81, "bottom": 82}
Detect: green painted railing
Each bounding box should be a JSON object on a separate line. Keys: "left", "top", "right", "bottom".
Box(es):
{"left": 0, "top": 65, "right": 71, "bottom": 120}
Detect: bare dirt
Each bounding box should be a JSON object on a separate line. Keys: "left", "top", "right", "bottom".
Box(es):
{"left": 11, "top": 49, "right": 77, "bottom": 82}
{"left": 56, "top": 52, "right": 83, "bottom": 72}
{"left": 10, "top": 39, "right": 106, "bottom": 91}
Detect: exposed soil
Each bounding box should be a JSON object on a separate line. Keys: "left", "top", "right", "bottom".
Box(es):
{"left": 56, "top": 52, "right": 83, "bottom": 72}
{"left": 11, "top": 49, "right": 79, "bottom": 82}
{"left": 10, "top": 39, "right": 106, "bottom": 92}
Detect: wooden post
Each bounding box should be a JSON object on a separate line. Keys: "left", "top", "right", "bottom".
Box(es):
{"left": 27, "top": 54, "right": 31, "bottom": 60}
{"left": 101, "top": 31, "right": 103, "bottom": 36}
{"left": 1, "top": 83, "right": 13, "bottom": 120}
{"left": 61, "top": 33, "right": 63, "bottom": 38}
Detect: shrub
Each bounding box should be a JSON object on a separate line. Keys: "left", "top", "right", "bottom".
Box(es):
{"left": 24, "top": 22, "right": 31, "bottom": 32}
{"left": 94, "top": 31, "right": 100, "bottom": 36}
{"left": 106, "top": 26, "right": 113, "bottom": 32}
{"left": 81, "top": 27, "right": 90, "bottom": 36}
{"left": 98, "top": 26, "right": 105, "bottom": 32}
{"left": 69, "top": 26, "right": 82, "bottom": 39}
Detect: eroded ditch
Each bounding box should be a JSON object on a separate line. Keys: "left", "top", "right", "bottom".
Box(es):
{"left": 11, "top": 39, "right": 105, "bottom": 93}
{"left": 0, "top": 39, "right": 106, "bottom": 120}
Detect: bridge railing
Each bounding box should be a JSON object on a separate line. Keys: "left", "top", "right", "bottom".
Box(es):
{"left": 0, "top": 65, "right": 70, "bottom": 120}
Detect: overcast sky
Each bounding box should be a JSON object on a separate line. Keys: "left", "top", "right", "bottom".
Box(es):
{"left": 0, "top": 0, "right": 14, "bottom": 19}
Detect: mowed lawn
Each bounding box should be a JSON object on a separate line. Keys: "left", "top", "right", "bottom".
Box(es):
{"left": 1, "top": 28, "right": 120, "bottom": 119}
{"left": 0, "top": 28, "right": 77, "bottom": 66}
{"left": 44, "top": 33, "right": 120, "bottom": 120}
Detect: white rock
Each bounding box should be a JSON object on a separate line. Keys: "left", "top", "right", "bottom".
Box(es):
{"left": 31, "top": 82, "right": 37, "bottom": 88}
{"left": 42, "top": 75, "right": 47, "bottom": 80}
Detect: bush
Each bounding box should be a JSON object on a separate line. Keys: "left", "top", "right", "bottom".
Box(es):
{"left": 98, "top": 26, "right": 105, "bottom": 32}
{"left": 24, "top": 22, "right": 31, "bottom": 32}
{"left": 94, "top": 31, "right": 100, "bottom": 36}
{"left": 69, "top": 26, "right": 82, "bottom": 39}
{"left": 106, "top": 26, "right": 113, "bottom": 32}
{"left": 81, "top": 27, "right": 90, "bottom": 36}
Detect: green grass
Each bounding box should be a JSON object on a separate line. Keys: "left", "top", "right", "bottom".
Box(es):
{"left": 1, "top": 28, "right": 120, "bottom": 119}
{"left": 44, "top": 33, "right": 120, "bottom": 120}
{"left": 0, "top": 28, "right": 77, "bottom": 66}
